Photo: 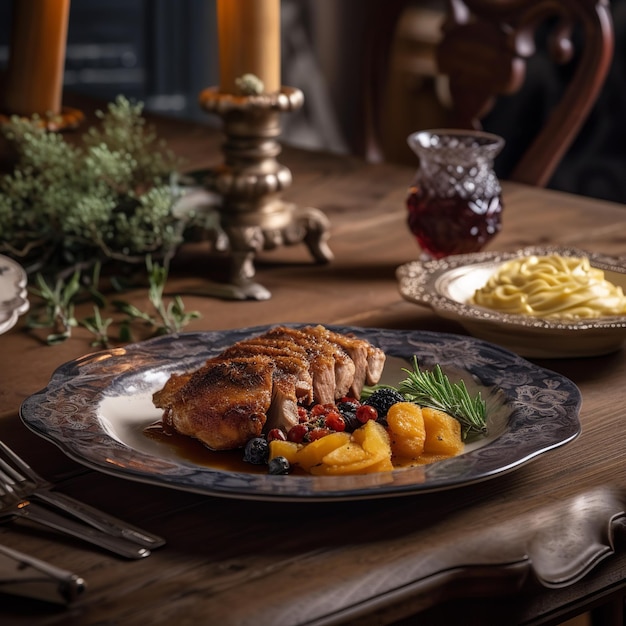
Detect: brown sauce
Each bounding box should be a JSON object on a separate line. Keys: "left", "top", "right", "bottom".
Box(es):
{"left": 143, "top": 421, "right": 268, "bottom": 474}
{"left": 144, "top": 422, "right": 456, "bottom": 476}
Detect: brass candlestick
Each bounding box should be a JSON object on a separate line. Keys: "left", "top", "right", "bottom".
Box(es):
{"left": 0, "top": 108, "right": 84, "bottom": 132}
{"left": 198, "top": 86, "right": 333, "bottom": 300}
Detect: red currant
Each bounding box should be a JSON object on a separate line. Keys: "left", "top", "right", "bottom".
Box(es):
{"left": 339, "top": 396, "right": 360, "bottom": 406}
{"left": 307, "top": 428, "right": 331, "bottom": 441}
{"left": 297, "top": 407, "right": 308, "bottom": 422}
{"left": 287, "top": 424, "right": 308, "bottom": 443}
{"left": 324, "top": 411, "right": 346, "bottom": 432}
{"left": 267, "top": 428, "right": 287, "bottom": 442}
{"left": 356, "top": 405, "right": 378, "bottom": 423}
{"left": 310, "top": 404, "right": 327, "bottom": 416}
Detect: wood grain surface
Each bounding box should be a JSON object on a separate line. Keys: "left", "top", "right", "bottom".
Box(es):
{"left": 0, "top": 102, "right": 625, "bottom": 625}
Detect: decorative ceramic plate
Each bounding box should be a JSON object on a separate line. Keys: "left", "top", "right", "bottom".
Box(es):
{"left": 397, "top": 246, "right": 626, "bottom": 358}
{"left": 0, "top": 254, "right": 29, "bottom": 335}
{"left": 20, "top": 325, "right": 581, "bottom": 501}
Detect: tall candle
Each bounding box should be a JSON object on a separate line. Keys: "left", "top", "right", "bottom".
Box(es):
{"left": 1, "top": 0, "right": 71, "bottom": 117}
{"left": 217, "top": 0, "right": 281, "bottom": 94}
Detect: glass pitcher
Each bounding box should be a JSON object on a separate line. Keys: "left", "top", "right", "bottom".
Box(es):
{"left": 406, "top": 129, "right": 505, "bottom": 259}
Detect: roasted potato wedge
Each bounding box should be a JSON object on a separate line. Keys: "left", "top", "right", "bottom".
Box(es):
{"left": 386, "top": 402, "right": 426, "bottom": 459}
{"left": 422, "top": 407, "right": 464, "bottom": 456}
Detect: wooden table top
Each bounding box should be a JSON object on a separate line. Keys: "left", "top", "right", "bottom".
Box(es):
{"left": 1, "top": 110, "right": 625, "bottom": 625}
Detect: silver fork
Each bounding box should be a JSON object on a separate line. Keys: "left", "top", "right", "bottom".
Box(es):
{"left": 0, "top": 478, "right": 150, "bottom": 559}
{"left": 0, "top": 440, "right": 165, "bottom": 550}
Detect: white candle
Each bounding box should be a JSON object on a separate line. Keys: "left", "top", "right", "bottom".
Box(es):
{"left": 217, "top": 0, "right": 281, "bottom": 95}
{"left": 1, "top": 0, "right": 71, "bottom": 117}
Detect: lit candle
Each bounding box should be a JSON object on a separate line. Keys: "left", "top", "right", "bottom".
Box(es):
{"left": 1, "top": 0, "right": 71, "bottom": 117}
{"left": 217, "top": 0, "right": 281, "bottom": 95}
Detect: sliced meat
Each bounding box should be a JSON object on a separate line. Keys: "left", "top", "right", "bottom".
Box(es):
{"left": 311, "top": 325, "right": 385, "bottom": 387}
{"left": 152, "top": 325, "right": 387, "bottom": 452}
{"left": 363, "top": 339, "right": 386, "bottom": 385}
{"left": 302, "top": 325, "right": 379, "bottom": 397}
{"left": 221, "top": 339, "right": 313, "bottom": 405}
{"left": 153, "top": 356, "right": 274, "bottom": 451}
{"left": 263, "top": 326, "right": 356, "bottom": 403}
{"left": 265, "top": 368, "right": 300, "bottom": 434}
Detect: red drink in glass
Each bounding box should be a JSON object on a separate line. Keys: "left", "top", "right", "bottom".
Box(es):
{"left": 406, "top": 129, "right": 505, "bottom": 259}
{"left": 406, "top": 186, "right": 502, "bottom": 259}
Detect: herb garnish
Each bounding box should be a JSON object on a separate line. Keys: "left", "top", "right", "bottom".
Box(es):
{"left": 397, "top": 357, "right": 487, "bottom": 440}
{"left": 362, "top": 356, "right": 488, "bottom": 441}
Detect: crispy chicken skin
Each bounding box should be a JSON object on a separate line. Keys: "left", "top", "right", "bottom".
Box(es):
{"left": 152, "top": 326, "right": 386, "bottom": 451}
{"left": 153, "top": 356, "right": 274, "bottom": 451}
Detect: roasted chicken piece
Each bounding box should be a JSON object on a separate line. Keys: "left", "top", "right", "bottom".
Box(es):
{"left": 152, "top": 325, "right": 386, "bottom": 451}
{"left": 220, "top": 339, "right": 313, "bottom": 405}
{"left": 153, "top": 356, "right": 274, "bottom": 450}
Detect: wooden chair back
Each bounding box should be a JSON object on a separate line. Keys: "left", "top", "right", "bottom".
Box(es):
{"left": 365, "top": 0, "right": 614, "bottom": 187}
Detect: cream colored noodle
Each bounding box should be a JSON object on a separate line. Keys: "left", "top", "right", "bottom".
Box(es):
{"left": 470, "top": 255, "right": 626, "bottom": 319}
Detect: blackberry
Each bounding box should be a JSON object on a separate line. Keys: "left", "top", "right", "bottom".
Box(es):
{"left": 243, "top": 437, "right": 269, "bottom": 465}
{"left": 268, "top": 456, "right": 290, "bottom": 475}
{"left": 364, "top": 388, "right": 405, "bottom": 425}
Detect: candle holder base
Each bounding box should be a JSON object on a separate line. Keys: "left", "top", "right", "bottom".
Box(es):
{"left": 0, "top": 106, "right": 84, "bottom": 132}
{"left": 194, "top": 198, "right": 332, "bottom": 301}
{"left": 198, "top": 86, "right": 333, "bottom": 300}
{"left": 0, "top": 106, "right": 84, "bottom": 172}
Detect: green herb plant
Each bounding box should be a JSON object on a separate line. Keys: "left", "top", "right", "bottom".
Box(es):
{"left": 26, "top": 271, "right": 82, "bottom": 345}
{"left": 0, "top": 95, "right": 189, "bottom": 278}
{"left": 27, "top": 257, "right": 201, "bottom": 348}
{"left": 114, "top": 256, "right": 201, "bottom": 341}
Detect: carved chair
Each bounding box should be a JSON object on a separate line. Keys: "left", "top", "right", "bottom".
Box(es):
{"left": 365, "top": 0, "right": 614, "bottom": 187}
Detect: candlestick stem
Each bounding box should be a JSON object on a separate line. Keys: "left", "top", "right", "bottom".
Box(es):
{"left": 197, "top": 86, "right": 333, "bottom": 300}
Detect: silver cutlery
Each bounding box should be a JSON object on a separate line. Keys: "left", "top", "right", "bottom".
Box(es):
{"left": 0, "top": 439, "right": 165, "bottom": 555}
{"left": 0, "top": 542, "right": 86, "bottom": 604}
{"left": 0, "top": 483, "right": 151, "bottom": 559}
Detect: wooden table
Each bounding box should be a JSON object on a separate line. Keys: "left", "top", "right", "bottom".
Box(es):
{"left": 1, "top": 111, "right": 625, "bottom": 625}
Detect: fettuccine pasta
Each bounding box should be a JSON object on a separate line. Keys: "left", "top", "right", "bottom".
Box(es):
{"left": 470, "top": 254, "right": 626, "bottom": 319}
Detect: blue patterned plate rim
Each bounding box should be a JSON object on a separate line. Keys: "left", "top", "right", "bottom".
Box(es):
{"left": 0, "top": 253, "right": 29, "bottom": 335}
{"left": 19, "top": 325, "right": 581, "bottom": 502}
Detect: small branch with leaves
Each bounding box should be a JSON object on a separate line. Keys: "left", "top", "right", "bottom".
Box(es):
{"left": 26, "top": 257, "right": 201, "bottom": 347}
{"left": 114, "top": 257, "right": 200, "bottom": 340}
{"left": 26, "top": 271, "right": 81, "bottom": 345}
{"left": 397, "top": 357, "right": 487, "bottom": 440}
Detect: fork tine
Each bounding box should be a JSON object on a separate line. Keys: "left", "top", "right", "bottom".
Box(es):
{"left": 0, "top": 472, "right": 19, "bottom": 504}
{"left": 0, "top": 456, "right": 27, "bottom": 487}
{"left": 0, "top": 440, "right": 40, "bottom": 484}
{"left": 0, "top": 481, "right": 12, "bottom": 499}
{"left": 0, "top": 440, "right": 165, "bottom": 549}
{"left": 0, "top": 466, "right": 15, "bottom": 491}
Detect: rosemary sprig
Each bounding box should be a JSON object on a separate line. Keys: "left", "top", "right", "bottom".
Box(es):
{"left": 80, "top": 305, "right": 113, "bottom": 348}
{"left": 397, "top": 357, "right": 487, "bottom": 440}
{"left": 26, "top": 256, "right": 200, "bottom": 345}
{"left": 113, "top": 256, "right": 201, "bottom": 338}
{"left": 26, "top": 271, "right": 81, "bottom": 344}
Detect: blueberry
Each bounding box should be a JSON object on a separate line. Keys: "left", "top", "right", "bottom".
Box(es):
{"left": 243, "top": 437, "right": 269, "bottom": 464}
{"left": 337, "top": 401, "right": 358, "bottom": 412}
{"left": 268, "top": 456, "right": 290, "bottom": 475}
{"left": 337, "top": 404, "right": 359, "bottom": 432}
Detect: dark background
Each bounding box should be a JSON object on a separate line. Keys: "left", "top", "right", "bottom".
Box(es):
{"left": 1, "top": 0, "right": 626, "bottom": 205}
{"left": 0, "top": 0, "right": 220, "bottom": 121}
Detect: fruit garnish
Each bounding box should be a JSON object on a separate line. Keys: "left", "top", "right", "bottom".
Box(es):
{"left": 362, "top": 357, "right": 487, "bottom": 441}
{"left": 397, "top": 357, "right": 487, "bottom": 440}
